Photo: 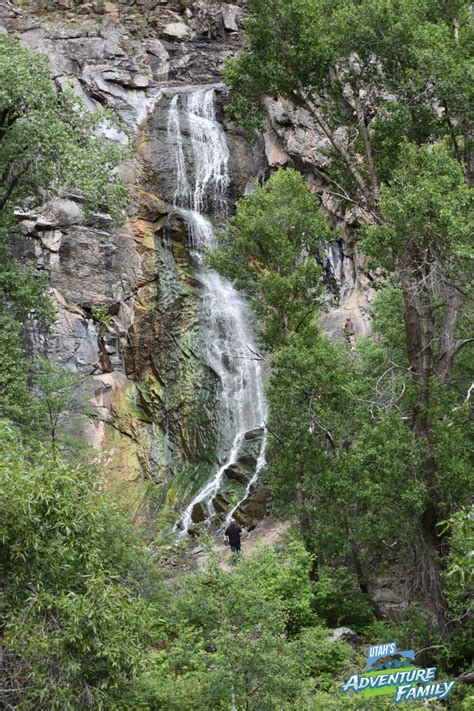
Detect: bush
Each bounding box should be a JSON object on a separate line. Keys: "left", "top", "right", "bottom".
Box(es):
{"left": 312, "top": 566, "right": 374, "bottom": 630}
{"left": 0, "top": 422, "right": 158, "bottom": 709}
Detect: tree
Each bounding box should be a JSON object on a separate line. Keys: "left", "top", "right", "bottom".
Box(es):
{"left": 0, "top": 422, "right": 159, "bottom": 709}
{"left": 225, "top": 0, "right": 474, "bottom": 624}
{"left": 210, "top": 168, "right": 331, "bottom": 348}
{"left": 265, "top": 327, "right": 428, "bottom": 619}
{"left": 29, "top": 357, "right": 98, "bottom": 451}
{"left": 362, "top": 144, "right": 473, "bottom": 616}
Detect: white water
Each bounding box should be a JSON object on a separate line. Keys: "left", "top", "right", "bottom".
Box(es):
{"left": 167, "top": 88, "right": 267, "bottom": 534}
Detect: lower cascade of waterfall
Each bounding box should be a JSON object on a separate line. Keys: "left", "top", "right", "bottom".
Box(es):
{"left": 165, "top": 86, "right": 268, "bottom": 535}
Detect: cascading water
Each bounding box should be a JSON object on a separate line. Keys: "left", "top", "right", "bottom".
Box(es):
{"left": 166, "top": 87, "right": 267, "bottom": 534}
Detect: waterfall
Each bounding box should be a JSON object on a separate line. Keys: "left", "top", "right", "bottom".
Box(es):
{"left": 167, "top": 88, "right": 267, "bottom": 534}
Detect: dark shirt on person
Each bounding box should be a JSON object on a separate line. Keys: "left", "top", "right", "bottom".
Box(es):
{"left": 225, "top": 523, "right": 242, "bottom": 547}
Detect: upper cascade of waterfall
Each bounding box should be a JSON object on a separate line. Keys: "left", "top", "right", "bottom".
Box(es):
{"left": 166, "top": 87, "right": 267, "bottom": 534}
{"left": 167, "top": 88, "right": 230, "bottom": 247}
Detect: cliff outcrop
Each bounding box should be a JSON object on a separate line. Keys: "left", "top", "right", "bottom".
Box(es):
{"left": 1, "top": 0, "right": 373, "bottom": 527}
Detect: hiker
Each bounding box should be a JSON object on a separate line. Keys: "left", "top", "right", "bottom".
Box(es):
{"left": 343, "top": 317, "right": 356, "bottom": 348}
{"left": 224, "top": 519, "right": 242, "bottom": 555}
{"left": 344, "top": 317, "right": 355, "bottom": 338}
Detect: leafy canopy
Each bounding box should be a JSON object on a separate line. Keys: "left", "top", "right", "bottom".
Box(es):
{"left": 0, "top": 423, "right": 159, "bottom": 709}
{"left": 362, "top": 143, "right": 473, "bottom": 270}
{"left": 210, "top": 168, "right": 332, "bottom": 348}
{"left": 225, "top": 0, "right": 472, "bottom": 206}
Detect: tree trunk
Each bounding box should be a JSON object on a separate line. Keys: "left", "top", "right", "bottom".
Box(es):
{"left": 400, "top": 261, "right": 447, "bottom": 626}
{"left": 342, "top": 508, "right": 385, "bottom": 620}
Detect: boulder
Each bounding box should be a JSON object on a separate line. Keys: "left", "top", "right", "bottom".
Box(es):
{"left": 244, "top": 427, "right": 264, "bottom": 441}
{"left": 212, "top": 492, "right": 232, "bottom": 516}
{"left": 104, "top": 2, "right": 119, "bottom": 20}
{"left": 224, "top": 462, "right": 251, "bottom": 484}
{"left": 234, "top": 486, "right": 272, "bottom": 525}
{"left": 221, "top": 5, "right": 241, "bottom": 32}
{"left": 37, "top": 198, "right": 84, "bottom": 228}
{"left": 328, "top": 627, "right": 362, "bottom": 645}
{"left": 237, "top": 453, "right": 257, "bottom": 469}
{"left": 191, "top": 502, "right": 206, "bottom": 523}
{"left": 163, "top": 22, "right": 191, "bottom": 41}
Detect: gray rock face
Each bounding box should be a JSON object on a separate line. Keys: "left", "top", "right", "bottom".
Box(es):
{"left": 144, "top": 38, "right": 170, "bottom": 81}
{"left": 264, "top": 95, "right": 376, "bottom": 338}
{"left": 14, "top": 197, "right": 140, "bottom": 310}
{"left": 13, "top": 196, "right": 138, "bottom": 459}
{"left": 3, "top": 0, "right": 374, "bottom": 524}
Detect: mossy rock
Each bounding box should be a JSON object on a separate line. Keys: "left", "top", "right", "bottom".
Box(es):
{"left": 191, "top": 502, "right": 207, "bottom": 523}
{"left": 212, "top": 492, "right": 232, "bottom": 517}
{"left": 224, "top": 462, "right": 252, "bottom": 484}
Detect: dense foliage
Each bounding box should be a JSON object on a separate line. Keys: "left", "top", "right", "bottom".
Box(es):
{"left": 224, "top": 0, "right": 473, "bottom": 632}
{"left": 0, "top": 427, "right": 372, "bottom": 709}
{"left": 2, "top": 426, "right": 455, "bottom": 709}
{"left": 0, "top": 423, "right": 157, "bottom": 709}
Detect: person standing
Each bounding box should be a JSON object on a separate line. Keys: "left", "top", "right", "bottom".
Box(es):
{"left": 343, "top": 317, "right": 356, "bottom": 349}
{"left": 224, "top": 519, "right": 242, "bottom": 555}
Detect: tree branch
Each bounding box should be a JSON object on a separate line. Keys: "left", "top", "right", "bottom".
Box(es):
{"left": 352, "top": 78, "right": 380, "bottom": 200}
{"left": 295, "top": 86, "right": 376, "bottom": 211}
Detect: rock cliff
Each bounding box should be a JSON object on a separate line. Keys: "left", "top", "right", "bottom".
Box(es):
{"left": 1, "top": 0, "right": 373, "bottom": 528}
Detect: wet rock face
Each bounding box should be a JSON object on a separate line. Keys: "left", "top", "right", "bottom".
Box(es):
{"left": 141, "top": 88, "right": 265, "bottom": 209}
